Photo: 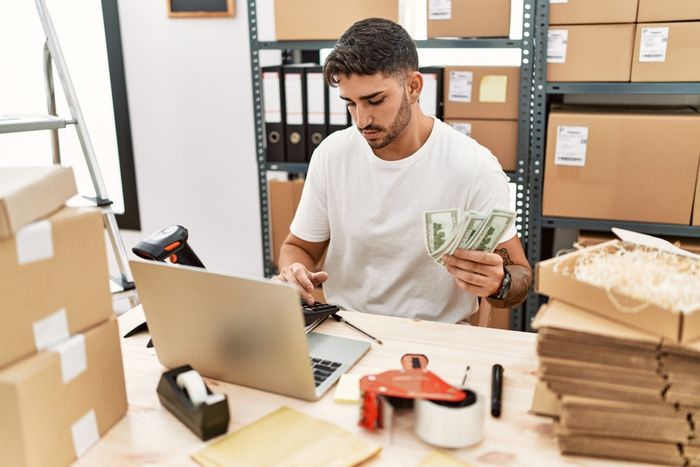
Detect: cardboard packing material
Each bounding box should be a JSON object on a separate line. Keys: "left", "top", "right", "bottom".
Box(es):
{"left": 537, "top": 242, "right": 700, "bottom": 342}
{"left": 446, "top": 119, "right": 518, "bottom": 171}
{"left": 0, "top": 319, "right": 127, "bottom": 467}
{"left": 558, "top": 432, "right": 688, "bottom": 466}
{"left": 0, "top": 207, "right": 112, "bottom": 369}
{"left": 443, "top": 66, "right": 519, "bottom": 120}
{"left": 269, "top": 179, "right": 304, "bottom": 266}
{"left": 547, "top": 24, "right": 635, "bottom": 82}
{"left": 543, "top": 107, "right": 700, "bottom": 224}
{"left": 427, "top": 0, "right": 510, "bottom": 38}
{"left": 274, "top": 0, "right": 398, "bottom": 40}
{"left": 694, "top": 144, "right": 700, "bottom": 227}
{"left": 637, "top": 0, "right": 700, "bottom": 22}
{"left": 632, "top": 22, "right": 700, "bottom": 82}
{"left": 576, "top": 232, "right": 700, "bottom": 256}
{"left": 0, "top": 166, "right": 77, "bottom": 240}
{"left": 549, "top": 0, "right": 638, "bottom": 25}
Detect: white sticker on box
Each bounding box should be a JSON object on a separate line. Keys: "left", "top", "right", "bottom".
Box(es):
{"left": 547, "top": 30, "right": 568, "bottom": 64}
{"left": 71, "top": 410, "right": 99, "bottom": 458}
{"left": 555, "top": 126, "right": 588, "bottom": 166}
{"left": 419, "top": 73, "right": 438, "bottom": 117}
{"left": 51, "top": 334, "right": 87, "bottom": 384}
{"left": 449, "top": 122, "right": 472, "bottom": 136}
{"left": 15, "top": 219, "right": 53, "bottom": 265}
{"left": 639, "top": 27, "right": 669, "bottom": 62}
{"left": 428, "top": 0, "right": 451, "bottom": 20}
{"left": 550, "top": 0, "right": 568, "bottom": 3}
{"left": 33, "top": 308, "right": 70, "bottom": 351}
{"left": 448, "top": 71, "right": 473, "bottom": 103}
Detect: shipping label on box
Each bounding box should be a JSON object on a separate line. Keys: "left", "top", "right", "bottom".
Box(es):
{"left": 632, "top": 22, "right": 700, "bottom": 82}
{"left": 428, "top": 0, "right": 451, "bottom": 20}
{"left": 554, "top": 126, "right": 588, "bottom": 167}
{"left": 447, "top": 71, "right": 473, "bottom": 103}
{"left": 0, "top": 319, "right": 127, "bottom": 467}
{"left": 548, "top": 30, "right": 568, "bottom": 64}
{"left": 639, "top": 27, "right": 669, "bottom": 62}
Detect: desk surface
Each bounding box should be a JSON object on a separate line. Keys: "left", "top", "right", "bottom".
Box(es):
{"left": 76, "top": 307, "right": 640, "bottom": 466}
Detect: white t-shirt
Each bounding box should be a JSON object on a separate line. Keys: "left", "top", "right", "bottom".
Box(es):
{"left": 290, "top": 117, "right": 517, "bottom": 323}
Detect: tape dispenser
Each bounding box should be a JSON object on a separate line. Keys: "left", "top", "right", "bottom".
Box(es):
{"left": 157, "top": 365, "right": 230, "bottom": 441}
{"left": 359, "top": 354, "right": 484, "bottom": 449}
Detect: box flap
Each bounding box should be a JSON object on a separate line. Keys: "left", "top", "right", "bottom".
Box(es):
{"left": 613, "top": 228, "right": 700, "bottom": 260}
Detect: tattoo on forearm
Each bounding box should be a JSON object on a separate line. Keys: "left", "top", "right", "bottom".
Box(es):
{"left": 486, "top": 264, "right": 532, "bottom": 309}
{"left": 494, "top": 248, "right": 514, "bottom": 266}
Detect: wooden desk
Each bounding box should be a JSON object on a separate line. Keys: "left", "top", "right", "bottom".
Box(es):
{"left": 75, "top": 307, "right": 637, "bottom": 466}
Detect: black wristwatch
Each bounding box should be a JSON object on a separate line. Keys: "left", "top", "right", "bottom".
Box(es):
{"left": 490, "top": 268, "right": 512, "bottom": 300}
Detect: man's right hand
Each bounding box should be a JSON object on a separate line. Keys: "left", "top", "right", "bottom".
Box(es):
{"left": 273, "top": 262, "right": 329, "bottom": 304}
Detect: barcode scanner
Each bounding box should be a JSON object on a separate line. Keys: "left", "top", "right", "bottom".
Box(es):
{"left": 132, "top": 225, "right": 205, "bottom": 269}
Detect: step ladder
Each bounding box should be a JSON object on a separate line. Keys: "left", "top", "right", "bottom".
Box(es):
{"left": 0, "top": 0, "right": 137, "bottom": 306}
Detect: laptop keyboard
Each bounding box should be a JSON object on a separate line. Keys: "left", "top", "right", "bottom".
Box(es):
{"left": 310, "top": 357, "right": 342, "bottom": 387}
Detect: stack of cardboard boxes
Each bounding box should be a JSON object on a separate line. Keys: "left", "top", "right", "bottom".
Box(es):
{"left": 0, "top": 167, "right": 127, "bottom": 467}
{"left": 531, "top": 239, "right": 700, "bottom": 465}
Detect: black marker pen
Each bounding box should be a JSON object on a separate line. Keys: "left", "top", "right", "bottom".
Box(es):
{"left": 491, "top": 364, "right": 504, "bottom": 418}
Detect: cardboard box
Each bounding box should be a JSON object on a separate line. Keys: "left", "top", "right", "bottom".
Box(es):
{"left": 446, "top": 119, "right": 518, "bottom": 171}
{"left": 0, "top": 319, "right": 126, "bottom": 467}
{"left": 543, "top": 107, "right": 700, "bottom": 224}
{"left": 427, "top": 0, "right": 510, "bottom": 38}
{"left": 632, "top": 22, "right": 700, "bottom": 82}
{"left": 536, "top": 242, "right": 700, "bottom": 342}
{"left": 468, "top": 301, "right": 511, "bottom": 329}
{"left": 269, "top": 179, "right": 304, "bottom": 266}
{"left": 274, "top": 0, "right": 398, "bottom": 40}
{"left": 443, "top": 66, "right": 520, "bottom": 120}
{"left": 0, "top": 166, "right": 77, "bottom": 240}
{"left": 637, "top": 0, "right": 700, "bottom": 22}
{"left": 0, "top": 207, "right": 112, "bottom": 369}
{"left": 550, "top": 0, "right": 638, "bottom": 25}
{"left": 694, "top": 160, "right": 700, "bottom": 226}
{"left": 547, "top": 24, "right": 635, "bottom": 82}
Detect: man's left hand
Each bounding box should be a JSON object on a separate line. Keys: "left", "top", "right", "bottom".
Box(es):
{"left": 443, "top": 249, "right": 504, "bottom": 297}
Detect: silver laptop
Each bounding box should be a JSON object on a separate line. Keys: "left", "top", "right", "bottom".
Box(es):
{"left": 130, "top": 260, "right": 370, "bottom": 401}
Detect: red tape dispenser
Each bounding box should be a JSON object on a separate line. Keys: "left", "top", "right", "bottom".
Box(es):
{"left": 359, "top": 353, "right": 465, "bottom": 431}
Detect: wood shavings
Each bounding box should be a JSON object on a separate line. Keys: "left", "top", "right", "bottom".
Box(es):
{"left": 569, "top": 242, "right": 700, "bottom": 314}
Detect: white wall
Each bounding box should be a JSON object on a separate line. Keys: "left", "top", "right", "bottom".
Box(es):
{"left": 116, "top": 0, "right": 263, "bottom": 276}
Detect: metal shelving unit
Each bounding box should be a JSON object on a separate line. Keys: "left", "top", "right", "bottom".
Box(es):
{"left": 248, "top": 1, "right": 536, "bottom": 330}
{"left": 525, "top": 0, "right": 700, "bottom": 330}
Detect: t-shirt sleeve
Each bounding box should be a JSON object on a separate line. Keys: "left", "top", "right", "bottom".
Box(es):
{"left": 468, "top": 147, "right": 518, "bottom": 244}
{"left": 289, "top": 152, "right": 330, "bottom": 242}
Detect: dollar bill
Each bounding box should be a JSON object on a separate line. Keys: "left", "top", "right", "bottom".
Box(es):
{"left": 466, "top": 209, "right": 516, "bottom": 252}
{"left": 423, "top": 209, "right": 459, "bottom": 255}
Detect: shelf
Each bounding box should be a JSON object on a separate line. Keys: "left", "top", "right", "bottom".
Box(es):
{"left": 256, "top": 38, "right": 522, "bottom": 51}
{"left": 547, "top": 82, "right": 700, "bottom": 95}
{"left": 266, "top": 162, "right": 309, "bottom": 173}
{"left": 0, "top": 114, "right": 70, "bottom": 134}
{"left": 542, "top": 217, "right": 700, "bottom": 238}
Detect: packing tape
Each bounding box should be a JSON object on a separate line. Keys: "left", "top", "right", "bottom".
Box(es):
{"left": 414, "top": 390, "right": 485, "bottom": 449}
{"left": 50, "top": 334, "right": 87, "bottom": 384}
{"left": 33, "top": 308, "right": 69, "bottom": 351}
{"left": 176, "top": 370, "right": 208, "bottom": 406}
{"left": 71, "top": 409, "right": 99, "bottom": 458}
{"left": 16, "top": 219, "right": 53, "bottom": 265}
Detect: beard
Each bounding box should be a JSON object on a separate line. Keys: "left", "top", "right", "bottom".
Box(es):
{"left": 359, "top": 92, "right": 412, "bottom": 150}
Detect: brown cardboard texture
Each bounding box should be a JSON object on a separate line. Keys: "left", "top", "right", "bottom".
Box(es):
{"left": 536, "top": 243, "right": 700, "bottom": 342}
{"left": 530, "top": 381, "right": 561, "bottom": 418}
{"left": 269, "top": 179, "right": 304, "bottom": 266}
{"left": 427, "top": 0, "right": 510, "bottom": 38}
{"left": 0, "top": 319, "right": 127, "bottom": 467}
{"left": 558, "top": 433, "right": 686, "bottom": 465}
{"left": 0, "top": 207, "right": 112, "bottom": 369}
{"left": 274, "top": 0, "right": 397, "bottom": 40}
{"left": 638, "top": 0, "right": 700, "bottom": 22}
{"left": 446, "top": 119, "right": 517, "bottom": 171}
{"left": 632, "top": 22, "right": 700, "bottom": 82}
{"left": 543, "top": 107, "right": 700, "bottom": 224}
{"left": 547, "top": 24, "right": 634, "bottom": 82}
{"left": 0, "top": 166, "right": 77, "bottom": 240}
{"left": 694, "top": 159, "right": 700, "bottom": 227}
{"left": 550, "top": 0, "right": 638, "bottom": 25}
{"left": 443, "top": 66, "right": 519, "bottom": 119}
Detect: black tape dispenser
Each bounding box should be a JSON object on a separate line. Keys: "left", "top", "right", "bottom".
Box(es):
{"left": 157, "top": 365, "right": 229, "bottom": 441}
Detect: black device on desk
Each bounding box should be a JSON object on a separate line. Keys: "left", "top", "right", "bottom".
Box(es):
{"left": 132, "top": 225, "right": 205, "bottom": 268}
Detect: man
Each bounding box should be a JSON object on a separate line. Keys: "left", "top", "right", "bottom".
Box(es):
{"left": 275, "top": 18, "right": 531, "bottom": 323}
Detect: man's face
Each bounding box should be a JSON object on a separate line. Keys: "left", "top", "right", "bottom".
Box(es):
{"left": 337, "top": 73, "right": 412, "bottom": 150}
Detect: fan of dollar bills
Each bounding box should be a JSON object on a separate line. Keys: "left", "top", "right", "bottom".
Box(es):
{"left": 423, "top": 208, "right": 516, "bottom": 267}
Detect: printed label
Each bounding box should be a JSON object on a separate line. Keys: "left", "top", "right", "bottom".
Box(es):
{"left": 639, "top": 27, "right": 669, "bottom": 62}
{"left": 555, "top": 126, "right": 588, "bottom": 167}
{"left": 448, "top": 71, "right": 473, "bottom": 103}
{"left": 449, "top": 122, "right": 472, "bottom": 136}
{"left": 428, "top": 0, "right": 452, "bottom": 20}
{"left": 547, "top": 30, "right": 568, "bottom": 64}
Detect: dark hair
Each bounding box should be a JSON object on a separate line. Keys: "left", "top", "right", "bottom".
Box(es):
{"left": 323, "top": 18, "right": 419, "bottom": 87}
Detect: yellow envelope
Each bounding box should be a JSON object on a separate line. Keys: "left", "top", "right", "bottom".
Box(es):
{"left": 192, "top": 406, "right": 381, "bottom": 467}
{"left": 479, "top": 75, "right": 508, "bottom": 103}
{"left": 418, "top": 450, "right": 474, "bottom": 467}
